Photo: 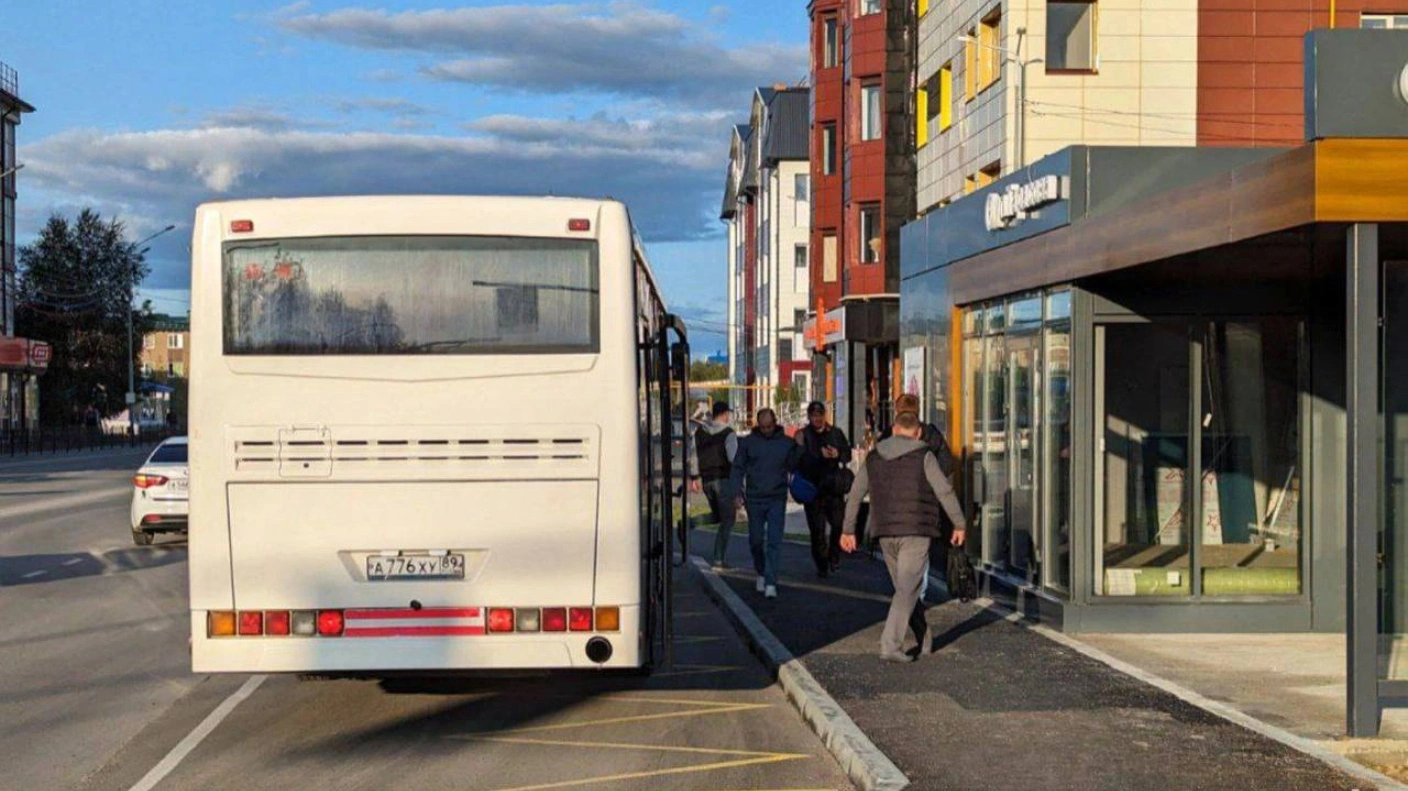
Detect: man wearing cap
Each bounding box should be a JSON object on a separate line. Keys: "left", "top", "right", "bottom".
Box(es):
{"left": 841, "top": 412, "right": 968, "bottom": 662}
{"left": 795, "top": 401, "right": 853, "bottom": 577}
{"left": 693, "top": 401, "right": 740, "bottom": 569}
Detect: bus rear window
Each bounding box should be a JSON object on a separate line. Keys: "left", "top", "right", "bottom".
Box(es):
{"left": 223, "top": 236, "right": 599, "bottom": 355}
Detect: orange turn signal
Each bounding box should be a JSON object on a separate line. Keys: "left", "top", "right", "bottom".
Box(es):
{"left": 208, "top": 611, "right": 236, "bottom": 637}
{"left": 594, "top": 607, "right": 620, "bottom": 632}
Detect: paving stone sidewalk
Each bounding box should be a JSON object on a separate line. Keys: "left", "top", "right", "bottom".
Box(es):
{"left": 694, "top": 525, "right": 1369, "bottom": 791}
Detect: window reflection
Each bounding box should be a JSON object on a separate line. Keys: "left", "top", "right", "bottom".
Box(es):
{"left": 223, "top": 236, "right": 598, "bottom": 355}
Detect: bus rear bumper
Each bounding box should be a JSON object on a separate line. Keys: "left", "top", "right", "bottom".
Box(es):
{"left": 190, "top": 607, "right": 643, "bottom": 673}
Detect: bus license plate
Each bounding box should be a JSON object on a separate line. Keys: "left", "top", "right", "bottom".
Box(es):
{"left": 366, "top": 554, "right": 465, "bottom": 581}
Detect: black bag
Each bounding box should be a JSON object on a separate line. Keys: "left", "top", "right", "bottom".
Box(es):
{"left": 835, "top": 466, "right": 856, "bottom": 495}
{"left": 946, "top": 546, "right": 979, "bottom": 602}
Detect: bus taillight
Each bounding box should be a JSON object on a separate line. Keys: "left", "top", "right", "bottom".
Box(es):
{"left": 542, "top": 608, "right": 567, "bottom": 632}
{"left": 265, "top": 611, "right": 291, "bottom": 636}
{"left": 230, "top": 219, "right": 254, "bottom": 233}
{"left": 317, "top": 610, "right": 345, "bottom": 637}
{"left": 568, "top": 607, "right": 593, "bottom": 632}
{"left": 208, "top": 611, "right": 236, "bottom": 637}
{"left": 238, "top": 611, "right": 264, "bottom": 636}
{"left": 568, "top": 218, "right": 591, "bottom": 232}
{"left": 488, "top": 608, "right": 515, "bottom": 633}
{"left": 594, "top": 607, "right": 620, "bottom": 632}
{"left": 515, "top": 608, "right": 541, "bottom": 632}
{"left": 291, "top": 611, "right": 317, "bottom": 636}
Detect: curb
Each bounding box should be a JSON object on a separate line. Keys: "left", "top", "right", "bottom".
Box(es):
{"left": 690, "top": 556, "right": 910, "bottom": 791}
{"left": 949, "top": 587, "right": 1408, "bottom": 791}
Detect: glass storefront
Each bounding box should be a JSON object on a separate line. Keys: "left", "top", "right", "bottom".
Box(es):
{"left": 962, "top": 289, "right": 1072, "bottom": 591}
{"left": 1094, "top": 318, "right": 1303, "bottom": 598}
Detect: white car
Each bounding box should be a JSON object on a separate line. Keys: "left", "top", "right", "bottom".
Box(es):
{"left": 130, "top": 437, "right": 189, "bottom": 545}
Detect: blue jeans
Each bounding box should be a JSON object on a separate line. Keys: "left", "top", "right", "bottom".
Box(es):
{"left": 747, "top": 497, "right": 788, "bottom": 587}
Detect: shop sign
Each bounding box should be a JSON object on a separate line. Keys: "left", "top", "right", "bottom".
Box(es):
{"left": 985, "top": 175, "right": 1065, "bottom": 232}
{"left": 902, "top": 347, "right": 926, "bottom": 411}
{"left": 0, "top": 337, "right": 49, "bottom": 371}
{"left": 803, "top": 300, "right": 845, "bottom": 351}
{"left": 27, "top": 341, "right": 51, "bottom": 370}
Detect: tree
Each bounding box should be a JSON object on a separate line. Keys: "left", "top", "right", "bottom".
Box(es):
{"left": 16, "top": 210, "right": 153, "bottom": 426}
{"left": 690, "top": 359, "right": 728, "bottom": 383}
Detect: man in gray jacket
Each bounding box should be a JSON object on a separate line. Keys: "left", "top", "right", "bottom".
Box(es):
{"left": 840, "top": 412, "right": 967, "bottom": 662}
{"left": 692, "top": 401, "right": 739, "bottom": 569}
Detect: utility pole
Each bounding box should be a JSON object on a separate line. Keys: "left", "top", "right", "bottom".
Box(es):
{"left": 126, "top": 225, "right": 176, "bottom": 437}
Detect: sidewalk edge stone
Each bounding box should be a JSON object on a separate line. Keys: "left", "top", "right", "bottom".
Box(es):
{"left": 953, "top": 589, "right": 1408, "bottom": 791}
{"left": 691, "top": 556, "right": 911, "bottom": 791}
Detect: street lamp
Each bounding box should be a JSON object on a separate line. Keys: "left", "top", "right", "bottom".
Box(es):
{"left": 127, "top": 224, "right": 177, "bottom": 437}
{"left": 957, "top": 28, "right": 1038, "bottom": 169}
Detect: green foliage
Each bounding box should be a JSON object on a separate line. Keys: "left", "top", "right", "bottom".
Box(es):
{"left": 775, "top": 382, "right": 803, "bottom": 408}
{"left": 690, "top": 358, "right": 728, "bottom": 383}
{"left": 16, "top": 210, "right": 153, "bottom": 425}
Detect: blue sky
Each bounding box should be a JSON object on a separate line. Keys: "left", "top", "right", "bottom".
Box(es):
{"left": 1, "top": 1, "right": 810, "bottom": 354}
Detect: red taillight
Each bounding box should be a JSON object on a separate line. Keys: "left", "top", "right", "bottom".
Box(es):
{"left": 230, "top": 219, "right": 254, "bottom": 233}
{"left": 542, "top": 607, "right": 568, "bottom": 632}
{"left": 568, "top": 218, "right": 591, "bottom": 232}
{"left": 133, "top": 474, "right": 169, "bottom": 489}
{"left": 488, "top": 608, "right": 515, "bottom": 633}
{"left": 238, "top": 611, "right": 263, "bottom": 636}
{"left": 265, "top": 611, "right": 291, "bottom": 636}
{"left": 569, "top": 607, "right": 593, "bottom": 632}
{"left": 317, "top": 610, "right": 344, "bottom": 637}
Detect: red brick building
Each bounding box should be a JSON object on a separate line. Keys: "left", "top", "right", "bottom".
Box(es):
{"left": 804, "top": 0, "right": 914, "bottom": 441}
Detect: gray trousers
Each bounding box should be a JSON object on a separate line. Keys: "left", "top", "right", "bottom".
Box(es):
{"left": 879, "top": 536, "right": 932, "bottom": 655}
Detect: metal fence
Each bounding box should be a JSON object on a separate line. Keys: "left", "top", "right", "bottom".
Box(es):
{"left": 0, "top": 426, "right": 179, "bottom": 457}
{"left": 0, "top": 62, "right": 17, "bottom": 98}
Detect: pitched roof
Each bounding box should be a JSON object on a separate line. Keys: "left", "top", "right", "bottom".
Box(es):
{"left": 761, "top": 89, "right": 809, "bottom": 165}
{"left": 720, "top": 124, "right": 751, "bottom": 220}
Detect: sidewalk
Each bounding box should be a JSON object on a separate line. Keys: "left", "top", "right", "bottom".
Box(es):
{"left": 694, "top": 522, "right": 1374, "bottom": 791}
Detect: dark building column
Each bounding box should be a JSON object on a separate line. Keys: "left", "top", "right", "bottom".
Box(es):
{"left": 1347, "top": 222, "right": 1380, "bottom": 737}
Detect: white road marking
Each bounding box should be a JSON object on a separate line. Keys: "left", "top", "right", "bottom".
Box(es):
{"left": 21, "top": 570, "right": 46, "bottom": 579}
{"left": 127, "top": 675, "right": 267, "bottom": 791}
{"left": 63, "top": 558, "right": 83, "bottom": 566}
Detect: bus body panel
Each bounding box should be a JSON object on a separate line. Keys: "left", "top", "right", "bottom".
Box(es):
{"left": 189, "top": 197, "right": 655, "bottom": 672}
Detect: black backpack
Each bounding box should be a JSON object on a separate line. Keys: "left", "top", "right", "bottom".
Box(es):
{"left": 946, "top": 546, "right": 979, "bottom": 602}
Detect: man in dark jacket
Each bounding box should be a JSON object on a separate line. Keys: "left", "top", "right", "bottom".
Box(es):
{"left": 693, "top": 401, "right": 739, "bottom": 569}
{"left": 730, "top": 408, "right": 800, "bottom": 599}
{"left": 841, "top": 413, "right": 967, "bottom": 662}
{"left": 795, "top": 401, "right": 852, "bottom": 577}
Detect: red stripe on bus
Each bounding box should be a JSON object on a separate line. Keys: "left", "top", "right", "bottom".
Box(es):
{"left": 344, "top": 608, "right": 482, "bottom": 620}
{"left": 344, "top": 626, "right": 487, "bottom": 638}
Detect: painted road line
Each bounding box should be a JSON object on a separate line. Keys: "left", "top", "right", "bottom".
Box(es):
{"left": 21, "top": 570, "right": 46, "bottom": 579}
{"left": 126, "top": 675, "right": 267, "bottom": 791}
{"left": 63, "top": 558, "right": 83, "bottom": 566}
{"left": 956, "top": 593, "right": 1408, "bottom": 791}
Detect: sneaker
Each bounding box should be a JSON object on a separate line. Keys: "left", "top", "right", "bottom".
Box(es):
{"left": 880, "top": 651, "right": 915, "bottom": 664}
{"left": 764, "top": 585, "right": 778, "bottom": 599}
{"left": 755, "top": 576, "right": 766, "bottom": 593}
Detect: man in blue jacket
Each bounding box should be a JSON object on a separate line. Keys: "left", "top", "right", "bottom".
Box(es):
{"left": 730, "top": 408, "right": 801, "bottom": 599}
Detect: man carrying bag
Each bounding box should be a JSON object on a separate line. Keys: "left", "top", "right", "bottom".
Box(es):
{"left": 840, "top": 413, "right": 967, "bottom": 663}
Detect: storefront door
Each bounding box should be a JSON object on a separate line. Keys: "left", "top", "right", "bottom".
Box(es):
{"left": 1007, "top": 330, "right": 1040, "bottom": 580}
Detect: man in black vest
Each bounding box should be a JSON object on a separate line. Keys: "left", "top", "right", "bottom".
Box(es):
{"left": 693, "top": 401, "right": 739, "bottom": 568}
{"left": 840, "top": 412, "right": 967, "bottom": 662}
{"left": 796, "top": 401, "right": 852, "bottom": 577}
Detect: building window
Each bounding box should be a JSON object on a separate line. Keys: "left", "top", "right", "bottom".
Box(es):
{"left": 936, "top": 63, "right": 953, "bottom": 131}
{"left": 822, "top": 234, "right": 838, "bottom": 283}
{"left": 1048, "top": 1, "right": 1097, "bottom": 71}
{"left": 859, "top": 0, "right": 882, "bottom": 15}
{"left": 794, "top": 174, "right": 810, "bottom": 225}
{"left": 823, "top": 16, "right": 840, "bottom": 67}
{"left": 795, "top": 244, "right": 809, "bottom": 287}
{"left": 821, "top": 123, "right": 837, "bottom": 175}
{"left": 963, "top": 29, "right": 978, "bottom": 100}
{"left": 859, "top": 205, "right": 881, "bottom": 264}
{"left": 979, "top": 161, "right": 1001, "bottom": 188}
{"left": 1362, "top": 13, "right": 1408, "bottom": 27}
{"left": 964, "top": 174, "right": 978, "bottom": 195}
{"left": 916, "top": 85, "right": 929, "bottom": 148}
{"left": 861, "top": 83, "right": 882, "bottom": 141}
{"left": 167, "top": 333, "right": 184, "bottom": 350}
{"left": 794, "top": 309, "right": 807, "bottom": 333}
{"left": 979, "top": 12, "right": 1002, "bottom": 91}
{"left": 918, "top": 0, "right": 929, "bottom": 16}
{"left": 144, "top": 335, "right": 156, "bottom": 350}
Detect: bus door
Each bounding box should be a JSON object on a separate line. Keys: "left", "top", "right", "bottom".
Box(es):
{"left": 639, "top": 316, "right": 689, "bottom": 669}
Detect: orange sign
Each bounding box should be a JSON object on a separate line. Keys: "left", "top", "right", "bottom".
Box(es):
{"left": 806, "top": 298, "right": 841, "bottom": 352}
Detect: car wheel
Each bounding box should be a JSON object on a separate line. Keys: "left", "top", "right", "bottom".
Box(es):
{"left": 133, "top": 530, "right": 155, "bottom": 546}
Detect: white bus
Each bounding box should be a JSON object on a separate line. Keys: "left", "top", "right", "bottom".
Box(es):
{"left": 188, "top": 196, "right": 691, "bottom": 674}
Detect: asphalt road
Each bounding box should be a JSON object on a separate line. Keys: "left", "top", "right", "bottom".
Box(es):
{"left": 0, "top": 451, "right": 853, "bottom": 791}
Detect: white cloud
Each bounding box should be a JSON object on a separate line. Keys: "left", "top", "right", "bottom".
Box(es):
{"left": 279, "top": 4, "right": 806, "bottom": 104}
